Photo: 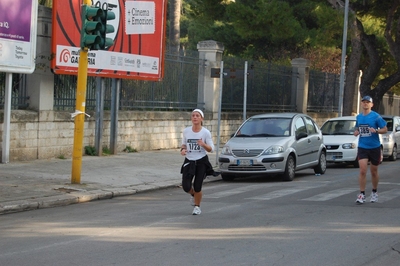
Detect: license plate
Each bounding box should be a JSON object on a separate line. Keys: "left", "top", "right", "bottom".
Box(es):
{"left": 327, "top": 155, "right": 336, "bottom": 161}
{"left": 237, "top": 159, "right": 253, "bottom": 166}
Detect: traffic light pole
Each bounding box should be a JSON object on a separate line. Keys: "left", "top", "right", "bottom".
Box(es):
{"left": 71, "top": 0, "right": 115, "bottom": 184}
{"left": 71, "top": 0, "right": 91, "bottom": 184}
{"left": 71, "top": 47, "right": 89, "bottom": 184}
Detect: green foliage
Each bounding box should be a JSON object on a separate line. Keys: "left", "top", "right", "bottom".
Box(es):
{"left": 84, "top": 146, "right": 96, "bottom": 156}
{"left": 102, "top": 146, "right": 111, "bottom": 155}
{"left": 123, "top": 146, "right": 138, "bottom": 153}
{"left": 182, "top": 0, "right": 344, "bottom": 62}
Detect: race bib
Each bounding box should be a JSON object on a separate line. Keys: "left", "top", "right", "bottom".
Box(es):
{"left": 187, "top": 139, "right": 201, "bottom": 152}
{"left": 359, "top": 124, "right": 371, "bottom": 137}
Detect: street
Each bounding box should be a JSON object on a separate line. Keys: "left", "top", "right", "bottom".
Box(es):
{"left": 1, "top": 161, "right": 400, "bottom": 266}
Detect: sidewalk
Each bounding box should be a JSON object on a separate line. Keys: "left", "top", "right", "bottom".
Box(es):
{"left": 0, "top": 150, "right": 221, "bottom": 215}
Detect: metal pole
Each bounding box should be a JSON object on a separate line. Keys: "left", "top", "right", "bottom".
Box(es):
{"left": 71, "top": 0, "right": 92, "bottom": 183}
{"left": 2, "top": 73, "right": 12, "bottom": 163}
{"left": 338, "top": 0, "right": 349, "bottom": 117}
{"left": 110, "top": 79, "right": 120, "bottom": 154}
{"left": 243, "top": 61, "right": 248, "bottom": 122}
{"left": 95, "top": 77, "right": 104, "bottom": 156}
{"left": 216, "top": 61, "right": 224, "bottom": 166}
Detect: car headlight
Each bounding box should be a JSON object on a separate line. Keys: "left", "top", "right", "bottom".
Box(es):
{"left": 381, "top": 135, "right": 392, "bottom": 142}
{"left": 263, "top": 145, "right": 284, "bottom": 155}
{"left": 342, "top": 143, "right": 356, "bottom": 149}
{"left": 221, "top": 146, "right": 232, "bottom": 155}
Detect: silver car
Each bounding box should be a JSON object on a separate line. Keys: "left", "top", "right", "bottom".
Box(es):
{"left": 218, "top": 113, "right": 327, "bottom": 181}
{"left": 380, "top": 115, "right": 400, "bottom": 161}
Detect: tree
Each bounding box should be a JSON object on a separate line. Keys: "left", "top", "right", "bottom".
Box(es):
{"left": 168, "top": 0, "right": 182, "bottom": 53}
{"left": 183, "top": 0, "right": 344, "bottom": 64}
{"left": 328, "top": 0, "right": 400, "bottom": 113}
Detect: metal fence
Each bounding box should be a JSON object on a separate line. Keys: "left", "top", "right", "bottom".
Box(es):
{"left": 0, "top": 51, "right": 343, "bottom": 113}
{"left": 0, "top": 73, "right": 29, "bottom": 109}
{"left": 221, "top": 57, "right": 296, "bottom": 112}
{"left": 53, "top": 50, "right": 203, "bottom": 111}
{"left": 307, "top": 70, "right": 340, "bottom": 112}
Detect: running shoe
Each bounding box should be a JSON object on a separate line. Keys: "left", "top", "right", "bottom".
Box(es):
{"left": 356, "top": 193, "right": 366, "bottom": 204}
{"left": 190, "top": 195, "right": 195, "bottom": 206}
{"left": 192, "top": 206, "right": 201, "bottom": 215}
{"left": 370, "top": 192, "right": 378, "bottom": 203}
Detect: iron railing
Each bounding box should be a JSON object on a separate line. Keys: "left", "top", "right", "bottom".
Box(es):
{"left": 1, "top": 51, "right": 342, "bottom": 113}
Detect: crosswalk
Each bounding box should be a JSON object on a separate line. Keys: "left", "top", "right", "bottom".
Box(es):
{"left": 203, "top": 181, "right": 400, "bottom": 203}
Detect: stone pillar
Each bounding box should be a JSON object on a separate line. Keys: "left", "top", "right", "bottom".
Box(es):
{"left": 197, "top": 40, "right": 224, "bottom": 114}
{"left": 26, "top": 5, "right": 54, "bottom": 111}
{"left": 291, "top": 58, "right": 310, "bottom": 113}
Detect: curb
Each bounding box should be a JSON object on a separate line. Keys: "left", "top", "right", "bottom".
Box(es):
{"left": 0, "top": 177, "right": 221, "bottom": 215}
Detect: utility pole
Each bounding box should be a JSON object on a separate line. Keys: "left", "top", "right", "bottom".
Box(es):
{"left": 338, "top": 0, "right": 349, "bottom": 117}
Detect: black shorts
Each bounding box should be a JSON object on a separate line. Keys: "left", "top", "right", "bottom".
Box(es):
{"left": 357, "top": 147, "right": 382, "bottom": 166}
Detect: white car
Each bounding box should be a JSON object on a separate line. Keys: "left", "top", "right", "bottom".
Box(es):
{"left": 320, "top": 116, "right": 359, "bottom": 168}
{"left": 380, "top": 115, "right": 400, "bottom": 161}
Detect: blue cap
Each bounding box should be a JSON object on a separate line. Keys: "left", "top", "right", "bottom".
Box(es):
{"left": 361, "top": 96, "right": 373, "bottom": 103}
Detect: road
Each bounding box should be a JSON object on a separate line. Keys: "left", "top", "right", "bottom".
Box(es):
{"left": 1, "top": 161, "right": 400, "bottom": 266}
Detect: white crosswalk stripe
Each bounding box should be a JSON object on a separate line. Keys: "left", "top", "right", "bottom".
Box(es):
{"left": 205, "top": 184, "right": 269, "bottom": 198}
{"left": 246, "top": 186, "right": 323, "bottom": 200}
{"left": 204, "top": 182, "right": 400, "bottom": 203}
{"left": 374, "top": 189, "right": 400, "bottom": 203}
{"left": 302, "top": 188, "right": 357, "bottom": 201}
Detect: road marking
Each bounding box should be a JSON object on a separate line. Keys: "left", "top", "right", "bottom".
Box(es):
{"left": 205, "top": 184, "right": 278, "bottom": 198}
{"left": 245, "top": 185, "right": 323, "bottom": 200}
{"left": 376, "top": 189, "right": 400, "bottom": 202}
{"left": 302, "top": 188, "right": 357, "bottom": 201}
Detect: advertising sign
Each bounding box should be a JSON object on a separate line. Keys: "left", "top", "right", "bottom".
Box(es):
{"left": 0, "top": 0, "right": 38, "bottom": 74}
{"left": 51, "top": 0, "right": 167, "bottom": 81}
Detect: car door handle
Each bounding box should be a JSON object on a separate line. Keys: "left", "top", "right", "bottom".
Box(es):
{"left": 308, "top": 139, "right": 311, "bottom": 143}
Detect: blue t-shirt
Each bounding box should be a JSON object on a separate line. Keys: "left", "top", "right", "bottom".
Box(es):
{"left": 355, "top": 111, "right": 386, "bottom": 149}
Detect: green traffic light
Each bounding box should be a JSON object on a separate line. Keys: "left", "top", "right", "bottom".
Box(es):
{"left": 98, "top": 10, "right": 116, "bottom": 50}
{"left": 80, "top": 5, "right": 103, "bottom": 49}
{"left": 80, "top": 4, "right": 116, "bottom": 50}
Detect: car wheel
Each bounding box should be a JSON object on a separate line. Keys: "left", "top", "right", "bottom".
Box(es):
{"left": 221, "top": 174, "right": 235, "bottom": 181}
{"left": 314, "top": 151, "right": 327, "bottom": 174}
{"left": 282, "top": 155, "right": 295, "bottom": 181}
{"left": 389, "top": 145, "right": 397, "bottom": 161}
{"left": 352, "top": 159, "right": 359, "bottom": 168}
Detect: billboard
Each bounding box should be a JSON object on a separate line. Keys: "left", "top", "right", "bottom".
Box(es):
{"left": 51, "top": 0, "right": 167, "bottom": 81}
{"left": 0, "top": 0, "right": 38, "bottom": 74}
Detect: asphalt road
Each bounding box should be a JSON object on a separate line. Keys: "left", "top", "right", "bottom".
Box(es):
{"left": 1, "top": 161, "right": 399, "bottom": 266}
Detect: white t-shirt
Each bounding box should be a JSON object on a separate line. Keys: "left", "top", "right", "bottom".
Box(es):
{"left": 182, "top": 126, "right": 215, "bottom": 161}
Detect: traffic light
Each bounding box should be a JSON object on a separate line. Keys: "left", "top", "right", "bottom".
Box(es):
{"left": 98, "top": 9, "right": 115, "bottom": 50}
{"left": 80, "top": 5, "right": 103, "bottom": 50}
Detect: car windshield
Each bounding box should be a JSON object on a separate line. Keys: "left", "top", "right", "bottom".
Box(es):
{"left": 321, "top": 120, "right": 356, "bottom": 135}
{"left": 383, "top": 118, "right": 393, "bottom": 131}
{"left": 235, "top": 117, "right": 291, "bottom": 137}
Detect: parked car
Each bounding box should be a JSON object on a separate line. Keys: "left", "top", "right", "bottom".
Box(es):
{"left": 218, "top": 113, "right": 327, "bottom": 181}
{"left": 320, "top": 116, "right": 359, "bottom": 167}
{"left": 380, "top": 115, "right": 400, "bottom": 161}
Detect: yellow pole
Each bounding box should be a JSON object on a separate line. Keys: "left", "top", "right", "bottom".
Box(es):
{"left": 71, "top": 0, "right": 91, "bottom": 184}
{"left": 71, "top": 48, "right": 88, "bottom": 184}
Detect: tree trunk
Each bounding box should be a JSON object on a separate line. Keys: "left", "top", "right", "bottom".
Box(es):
{"left": 168, "top": 0, "right": 181, "bottom": 54}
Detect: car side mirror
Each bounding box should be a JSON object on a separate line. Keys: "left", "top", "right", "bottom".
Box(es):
{"left": 296, "top": 132, "right": 308, "bottom": 140}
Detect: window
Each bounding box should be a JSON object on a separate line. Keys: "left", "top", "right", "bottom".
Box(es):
{"left": 304, "top": 117, "right": 317, "bottom": 134}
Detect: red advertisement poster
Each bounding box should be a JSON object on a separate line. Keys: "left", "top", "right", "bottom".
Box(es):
{"left": 51, "top": 0, "right": 167, "bottom": 81}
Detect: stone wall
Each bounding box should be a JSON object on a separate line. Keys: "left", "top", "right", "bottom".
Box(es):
{"left": 0, "top": 110, "right": 333, "bottom": 161}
